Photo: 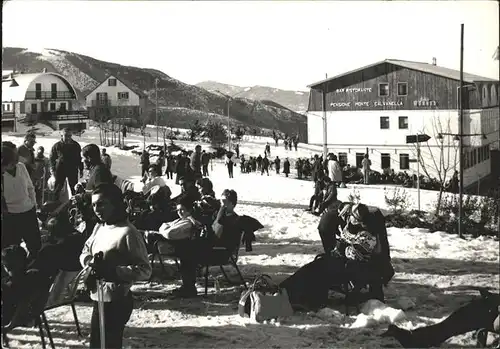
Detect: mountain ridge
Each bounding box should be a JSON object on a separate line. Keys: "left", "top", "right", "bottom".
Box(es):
{"left": 2, "top": 47, "right": 307, "bottom": 140}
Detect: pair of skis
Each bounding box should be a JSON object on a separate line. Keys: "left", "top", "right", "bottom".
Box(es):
{"left": 91, "top": 252, "right": 106, "bottom": 349}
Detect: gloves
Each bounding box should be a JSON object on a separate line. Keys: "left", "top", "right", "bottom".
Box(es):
{"left": 89, "top": 258, "right": 117, "bottom": 282}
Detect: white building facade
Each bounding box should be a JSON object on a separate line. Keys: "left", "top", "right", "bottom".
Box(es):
{"left": 306, "top": 59, "right": 499, "bottom": 191}
{"left": 85, "top": 75, "right": 147, "bottom": 123}
{"left": 2, "top": 70, "right": 88, "bottom": 132}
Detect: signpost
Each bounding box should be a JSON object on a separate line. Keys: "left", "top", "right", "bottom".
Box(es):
{"left": 406, "top": 133, "right": 431, "bottom": 212}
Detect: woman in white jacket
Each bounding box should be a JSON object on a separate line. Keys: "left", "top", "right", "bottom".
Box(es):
{"left": 327, "top": 154, "right": 343, "bottom": 186}
{"left": 1, "top": 144, "right": 41, "bottom": 259}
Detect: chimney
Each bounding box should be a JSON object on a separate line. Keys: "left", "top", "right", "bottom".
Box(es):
{"left": 432, "top": 57, "right": 437, "bottom": 66}
{"left": 42, "top": 68, "right": 47, "bottom": 73}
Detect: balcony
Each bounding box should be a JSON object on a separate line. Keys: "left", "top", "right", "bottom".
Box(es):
{"left": 1, "top": 111, "right": 15, "bottom": 120}
{"left": 25, "top": 91, "right": 76, "bottom": 100}
{"left": 26, "top": 110, "right": 88, "bottom": 122}
{"left": 91, "top": 99, "right": 112, "bottom": 107}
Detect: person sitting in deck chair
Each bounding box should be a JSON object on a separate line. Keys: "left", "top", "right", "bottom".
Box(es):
{"left": 1, "top": 245, "right": 52, "bottom": 327}
{"left": 382, "top": 289, "right": 500, "bottom": 348}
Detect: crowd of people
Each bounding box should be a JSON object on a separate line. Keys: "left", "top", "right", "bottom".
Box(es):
{"left": 1, "top": 129, "right": 260, "bottom": 348}
{"left": 2, "top": 129, "right": 497, "bottom": 349}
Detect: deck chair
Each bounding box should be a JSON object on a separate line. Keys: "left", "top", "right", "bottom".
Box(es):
{"left": 2, "top": 273, "right": 56, "bottom": 349}
{"left": 198, "top": 224, "right": 249, "bottom": 296}
{"left": 42, "top": 268, "right": 90, "bottom": 338}
{"left": 331, "top": 205, "right": 395, "bottom": 315}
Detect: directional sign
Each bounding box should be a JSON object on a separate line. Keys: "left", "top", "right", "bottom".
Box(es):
{"left": 406, "top": 134, "right": 431, "bottom": 144}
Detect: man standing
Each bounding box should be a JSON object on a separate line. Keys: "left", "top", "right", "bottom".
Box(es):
{"left": 101, "top": 148, "right": 112, "bottom": 170}
{"left": 361, "top": 153, "right": 372, "bottom": 185}
{"left": 49, "top": 128, "right": 83, "bottom": 197}
{"left": 17, "top": 132, "right": 37, "bottom": 180}
{"left": 190, "top": 145, "right": 202, "bottom": 178}
{"left": 201, "top": 150, "right": 210, "bottom": 177}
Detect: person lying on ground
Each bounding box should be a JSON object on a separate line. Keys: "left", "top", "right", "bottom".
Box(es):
{"left": 382, "top": 289, "right": 500, "bottom": 348}
{"left": 80, "top": 183, "right": 151, "bottom": 349}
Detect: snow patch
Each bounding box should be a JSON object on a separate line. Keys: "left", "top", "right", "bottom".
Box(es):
{"left": 295, "top": 91, "right": 304, "bottom": 95}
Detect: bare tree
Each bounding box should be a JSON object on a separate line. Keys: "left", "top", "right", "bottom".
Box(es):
{"left": 409, "top": 116, "right": 459, "bottom": 214}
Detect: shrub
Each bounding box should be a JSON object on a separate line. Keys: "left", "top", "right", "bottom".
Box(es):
{"left": 384, "top": 187, "right": 411, "bottom": 215}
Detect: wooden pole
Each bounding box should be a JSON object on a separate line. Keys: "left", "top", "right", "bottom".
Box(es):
{"left": 458, "top": 23, "right": 464, "bottom": 239}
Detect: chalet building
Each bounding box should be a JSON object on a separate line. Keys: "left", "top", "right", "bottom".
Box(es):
{"left": 307, "top": 59, "right": 500, "bottom": 191}
{"left": 85, "top": 75, "right": 148, "bottom": 125}
{"left": 1, "top": 69, "right": 89, "bottom": 132}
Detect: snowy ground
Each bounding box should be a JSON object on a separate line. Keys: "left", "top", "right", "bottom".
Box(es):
{"left": 3, "top": 129, "right": 499, "bottom": 348}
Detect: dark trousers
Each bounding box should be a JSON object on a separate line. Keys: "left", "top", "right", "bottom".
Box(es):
{"left": 141, "top": 165, "right": 149, "bottom": 178}
{"left": 308, "top": 193, "right": 323, "bottom": 211}
{"left": 202, "top": 165, "right": 209, "bottom": 177}
{"left": 54, "top": 166, "right": 78, "bottom": 198}
{"left": 317, "top": 209, "right": 340, "bottom": 254}
{"left": 165, "top": 169, "right": 174, "bottom": 179}
{"left": 175, "top": 172, "right": 184, "bottom": 185}
{"left": 276, "top": 167, "right": 280, "bottom": 174}
{"left": 227, "top": 164, "right": 234, "bottom": 178}
{"left": 261, "top": 167, "right": 269, "bottom": 176}
{"left": 177, "top": 239, "right": 212, "bottom": 289}
{"left": 90, "top": 292, "right": 134, "bottom": 349}
{"left": 2, "top": 207, "right": 41, "bottom": 259}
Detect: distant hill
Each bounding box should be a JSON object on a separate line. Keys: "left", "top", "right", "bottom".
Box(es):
{"left": 196, "top": 80, "right": 310, "bottom": 114}
{"left": 2, "top": 47, "right": 307, "bottom": 140}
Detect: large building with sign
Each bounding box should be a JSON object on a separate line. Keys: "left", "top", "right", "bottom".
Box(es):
{"left": 306, "top": 59, "right": 499, "bottom": 191}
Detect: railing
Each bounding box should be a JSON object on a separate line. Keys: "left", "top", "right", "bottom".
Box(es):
{"left": 1, "top": 111, "right": 15, "bottom": 120}
{"left": 25, "top": 91, "right": 76, "bottom": 100}
{"left": 26, "top": 110, "right": 89, "bottom": 122}
{"left": 91, "top": 100, "right": 112, "bottom": 107}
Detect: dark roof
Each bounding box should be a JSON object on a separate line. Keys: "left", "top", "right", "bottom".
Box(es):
{"left": 308, "top": 59, "right": 498, "bottom": 88}
{"left": 84, "top": 75, "right": 147, "bottom": 98}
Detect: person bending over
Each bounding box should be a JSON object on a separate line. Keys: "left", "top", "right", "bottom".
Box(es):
{"left": 80, "top": 184, "right": 151, "bottom": 349}
{"left": 382, "top": 289, "right": 500, "bottom": 348}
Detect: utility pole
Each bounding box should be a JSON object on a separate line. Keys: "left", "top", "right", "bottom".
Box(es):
{"left": 322, "top": 76, "right": 328, "bottom": 159}
{"left": 458, "top": 23, "right": 465, "bottom": 239}
{"left": 227, "top": 99, "right": 231, "bottom": 150}
{"left": 416, "top": 134, "right": 421, "bottom": 211}
{"left": 155, "top": 78, "right": 159, "bottom": 143}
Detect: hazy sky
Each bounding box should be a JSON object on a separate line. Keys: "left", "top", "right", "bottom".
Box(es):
{"left": 3, "top": 1, "right": 499, "bottom": 91}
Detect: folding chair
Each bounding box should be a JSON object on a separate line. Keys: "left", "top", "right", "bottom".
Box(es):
{"left": 201, "top": 243, "right": 248, "bottom": 296}
{"left": 42, "top": 268, "right": 90, "bottom": 338}
{"left": 2, "top": 275, "right": 56, "bottom": 349}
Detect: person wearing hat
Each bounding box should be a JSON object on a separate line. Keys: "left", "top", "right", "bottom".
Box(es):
{"left": 17, "top": 132, "right": 37, "bottom": 179}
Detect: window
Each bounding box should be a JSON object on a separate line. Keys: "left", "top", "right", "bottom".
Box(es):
{"left": 59, "top": 103, "right": 66, "bottom": 111}
{"left": 118, "top": 92, "right": 129, "bottom": 100}
{"left": 49, "top": 102, "right": 56, "bottom": 111}
{"left": 381, "top": 153, "right": 391, "bottom": 169}
{"left": 398, "top": 116, "right": 408, "bottom": 129}
{"left": 463, "top": 152, "right": 469, "bottom": 169}
{"left": 397, "top": 82, "right": 408, "bottom": 96}
{"left": 399, "top": 153, "right": 410, "bottom": 170}
{"left": 471, "top": 148, "right": 477, "bottom": 166}
{"left": 338, "top": 152, "right": 348, "bottom": 167}
{"left": 108, "top": 78, "right": 117, "bottom": 86}
{"left": 380, "top": 116, "right": 390, "bottom": 129}
{"left": 378, "top": 83, "right": 389, "bottom": 97}
{"left": 128, "top": 108, "right": 133, "bottom": 116}
{"left": 485, "top": 144, "right": 490, "bottom": 159}
{"left": 355, "top": 153, "right": 364, "bottom": 168}
{"left": 479, "top": 147, "right": 484, "bottom": 163}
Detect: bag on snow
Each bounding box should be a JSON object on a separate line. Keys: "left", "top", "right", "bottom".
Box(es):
{"left": 238, "top": 274, "right": 293, "bottom": 322}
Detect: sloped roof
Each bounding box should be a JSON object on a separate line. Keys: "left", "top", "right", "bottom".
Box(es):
{"left": 84, "top": 75, "right": 147, "bottom": 99}
{"left": 308, "top": 59, "right": 498, "bottom": 88}
{"left": 2, "top": 72, "right": 78, "bottom": 102}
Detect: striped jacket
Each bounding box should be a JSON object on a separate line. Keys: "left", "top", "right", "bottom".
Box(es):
{"left": 340, "top": 224, "right": 377, "bottom": 262}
